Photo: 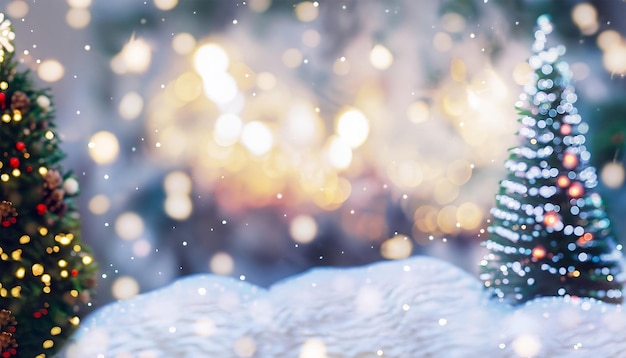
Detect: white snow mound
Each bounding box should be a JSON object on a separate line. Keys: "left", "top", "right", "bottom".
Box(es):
{"left": 60, "top": 256, "right": 626, "bottom": 357}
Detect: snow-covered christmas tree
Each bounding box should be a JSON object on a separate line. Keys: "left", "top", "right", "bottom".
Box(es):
{"left": 0, "top": 14, "right": 97, "bottom": 357}
{"left": 480, "top": 15, "right": 624, "bottom": 305}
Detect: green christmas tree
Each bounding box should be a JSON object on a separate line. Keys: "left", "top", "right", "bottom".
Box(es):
{"left": 480, "top": 15, "right": 624, "bottom": 305}
{"left": 0, "top": 14, "right": 97, "bottom": 357}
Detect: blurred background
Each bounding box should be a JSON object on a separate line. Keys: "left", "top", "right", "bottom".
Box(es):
{"left": 4, "top": 0, "right": 626, "bottom": 310}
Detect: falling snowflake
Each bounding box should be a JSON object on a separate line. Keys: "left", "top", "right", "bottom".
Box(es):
{"left": 0, "top": 13, "right": 15, "bottom": 62}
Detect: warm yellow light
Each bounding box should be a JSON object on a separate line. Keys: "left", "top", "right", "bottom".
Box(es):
{"left": 38, "top": 59, "right": 64, "bottom": 82}
{"left": 11, "top": 249, "right": 21, "bottom": 260}
{"left": 597, "top": 30, "right": 621, "bottom": 51}
{"left": 111, "top": 276, "right": 140, "bottom": 299}
{"left": 326, "top": 136, "right": 352, "bottom": 170}
{"left": 112, "top": 37, "right": 152, "bottom": 74}
{"left": 194, "top": 43, "right": 229, "bottom": 76}
{"left": 118, "top": 91, "right": 143, "bottom": 120}
{"left": 45, "top": 130, "right": 55, "bottom": 140}
{"left": 41, "top": 274, "right": 51, "bottom": 283}
{"left": 38, "top": 166, "right": 48, "bottom": 175}
{"left": 164, "top": 194, "right": 193, "bottom": 220}
{"left": 386, "top": 160, "right": 423, "bottom": 188}
{"left": 11, "top": 169, "right": 20, "bottom": 177}
{"left": 333, "top": 57, "right": 350, "bottom": 76}
{"left": 88, "top": 194, "right": 111, "bottom": 215}
{"left": 55, "top": 233, "right": 73, "bottom": 245}
{"left": 19, "top": 235, "right": 30, "bottom": 244}
{"left": 174, "top": 72, "right": 203, "bottom": 102}
{"left": 66, "top": 8, "right": 91, "bottom": 29}
{"left": 234, "top": 336, "right": 257, "bottom": 357}
{"left": 299, "top": 339, "right": 327, "bottom": 358}
{"left": 209, "top": 252, "right": 234, "bottom": 275}
{"left": 6, "top": 0, "right": 29, "bottom": 19}
{"left": 294, "top": 1, "right": 318, "bottom": 22}
{"left": 248, "top": 0, "right": 271, "bottom": 13}
{"left": 32, "top": 263, "right": 44, "bottom": 276}
{"left": 433, "top": 32, "right": 452, "bottom": 52}
{"left": 571, "top": 2, "right": 598, "bottom": 35}
{"left": 335, "top": 108, "right": 369, "bottom": 148}
{"left": 115, "top": 212, "right": 145, "bottom": 240}
{"left": 202, "top": 72, "right": 239, "bottom": 105}
{"left": 256, "top": 72, "right": 277, "bottom": 90}
{"left": 10, "top": 286, "right": 20, "bottom": 297}
{"left": 241, "top": 121, "right": 273, "bottom": 156}
{"left": 214, "top": 113, "right": 243, "bottom": 146}
{"left": 67, "top": 0, "right": 91, "bottom": 8}
{"left": 69, "top": 316, "right": 80, "bottom": 325}
{"left": 302, "top": 29, "right": 321, "bottom": 48}
{"left": 446, "top": 160, "right": 472, "bottom": 186}
{"left": 0, "top": 174, "right": 8, "bottom": 182}
{"left": 154, "top": 0, "right": 178, "bottom": 11}
{"left": 369, "top": 44, "right": 393, "bottom": 70}
{"left": 282, "top": 48, "right": 303, "bottom": 68}
{"left": 58, "top": 259, "right": 67, "bottom": 268}
{"left": 15, "top": 267, "right": 25, "bottom": 279}
{"left": 603, "top": 44, "right": 626, "bottom": 75}
{"left": 380, "top": 235, "right": 413, "bottom": 260}
{"left": 88, "top": 131, "right": 120, "bottom": 164}
{"left": 172, "top": 32, "right": 196, "bottom": 55}
{"left": 164, "top": 171, "right": 193, "bottom": 195}
{"left": 50, "top": 326, "right": 62, "bottom": 336}
{"left": 82, "top": 255, "right": 93, "bottom": 265}
{"left": 456, "top": 202, "right": 483, "bottom": 230}
{"left": 289, "top": 215, "right": 318, "bottom": 244}
{"left": 441, "top": 12, "right": 466, "bottom": 33}
{"left": 601, "top": 162, "right": 625, "bottom": 189}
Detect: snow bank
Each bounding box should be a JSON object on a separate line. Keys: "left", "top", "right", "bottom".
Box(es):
{"left": 59, "top": 256, "right": 626, "bottom": 357}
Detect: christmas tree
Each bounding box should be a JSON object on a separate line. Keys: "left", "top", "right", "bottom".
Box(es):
{"left": 480, "top": 15, "right": 624, "bottom": 305}
{"left": 0, "top": 14, "right": 97, "bottom": 357}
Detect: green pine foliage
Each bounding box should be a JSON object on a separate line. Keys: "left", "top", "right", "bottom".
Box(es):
{"left": 0, "top": 15, "right": 97, "bottom": 357}
{"left": 480, "top": 15, "right": 624, "bottom": 305}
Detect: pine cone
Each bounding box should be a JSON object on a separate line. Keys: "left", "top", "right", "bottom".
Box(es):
{"left": 0, "top": 309, "right": 17, "bottom": 356}
{"left": 44, "top": 188, "right": 66, "bottom": 215}
{"left": 43, "top": 169, "right": 63, "bottom": 190}
{"left": 9, "top": 91, "right": 30, "bottom": 114}
{"left": 0, "top": 201, "right": 17, "bottom": 227}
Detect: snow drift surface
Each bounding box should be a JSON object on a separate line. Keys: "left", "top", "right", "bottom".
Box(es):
{"left": 60, "top": 256, "right": 626, "bottom": 357}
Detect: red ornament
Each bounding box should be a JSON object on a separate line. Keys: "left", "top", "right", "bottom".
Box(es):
{"left": 15, "top": 142, "right": 25, "bottom": 151}
{"left": 8, "top": 157, "right": 19, "bottom": 168}
{"left": 71, "top": 269, "right": 79, "bottom": 277}
{"left": 560, "top": 123, "right": 572, "bottom": 135}
{"left": 0, "top": 92, "right": 5, "bottom": 110}
{"left": 33, "top": 312, "right": 42, "bottom": 319}
{"left": 26, "top": 166, "right": 33, "bottom": 172}
{"left": 36, "top": 203, "right": 47, "bottom": 215}
{"left": 568, "top": 182, "right": 584, "bottom": 198}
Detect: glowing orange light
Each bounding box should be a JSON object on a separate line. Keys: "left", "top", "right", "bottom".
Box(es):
{"left": 557, "top": 175, "right": 570, "bottom": 188}
{"left": 543, "top": 211, "right": 559, "bottom": 227}
{"left": 532, "top": 245, "right": 546, "bottom": 260}
{"left": 563, "top": 153, "right": 578, "bottom": 169}
{"left": 568, "top": 182, "right": 584, "bottom": 198}
{"left": 560, "top": 124, "right": 572, "bottom": 135}
{"left": 577, "top": 232, "right": 594, "bottom": 246}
